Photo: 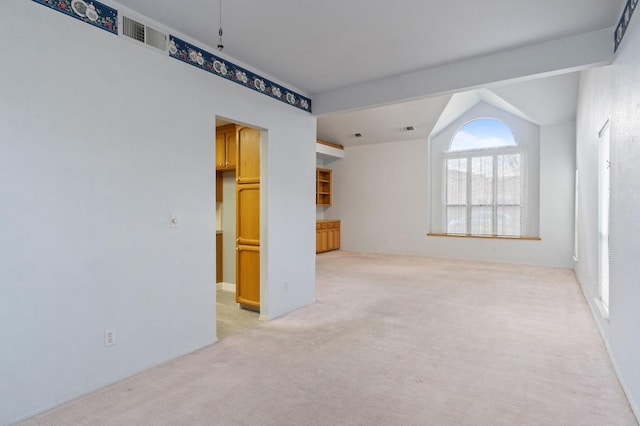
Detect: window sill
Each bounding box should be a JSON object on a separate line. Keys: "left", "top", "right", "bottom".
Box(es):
{"left": 427, "top": 233, "right": 541, "bottom": 241}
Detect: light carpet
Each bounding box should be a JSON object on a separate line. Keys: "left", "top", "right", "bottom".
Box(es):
{"left": 21, "top": 251, "right": 637, "bottom": 425}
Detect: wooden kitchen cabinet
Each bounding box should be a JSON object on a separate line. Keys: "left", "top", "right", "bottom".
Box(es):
{"left": 316, "top": 222, "right": 328, "bottom": 253}
{"left": 236, "top": 184, "right": 260, "bottom": 246}
{"left": 316, "top": 220, "right": 340, "bottom": 253}
{"left": 236, "top": 244, "right": 260, "bottom": 308}
{"left": 327, "top": 221, "right": 340, "bottom": 250}
{"left": 235, "top": 126, "right": 261, "bottom": 309}
{"left": 236, "top": 127, "right": 261, "bottom": 184}
{"left": 216, "top": 124, "right": 238, "bottom": 171}
{"left": 316, "top": 168, "right": 332, "bottom": 206}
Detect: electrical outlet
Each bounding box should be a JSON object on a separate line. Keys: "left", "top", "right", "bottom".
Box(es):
{"left": 283, "top": 281, "right": 289, "bottom": 291}
{"left": 104, "top": 328, "right": 116, "bottom": 347}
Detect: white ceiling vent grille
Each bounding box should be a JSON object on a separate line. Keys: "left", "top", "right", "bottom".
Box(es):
{"left": 122, "top": 16, "right": 167, "bottom": 52}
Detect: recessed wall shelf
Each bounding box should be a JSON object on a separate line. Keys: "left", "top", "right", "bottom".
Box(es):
{"left": 316, "top": 168, "right": 332, "bottom": 206}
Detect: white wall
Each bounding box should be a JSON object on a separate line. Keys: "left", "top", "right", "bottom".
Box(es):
{"left": 328, "top": 121, "right": 575, "bottom": 267}
{"left": 575, "top": 14, "right": 640, "bottom": 418}
{"left": 0, "top": 1, "right": 316, "bottom": 423}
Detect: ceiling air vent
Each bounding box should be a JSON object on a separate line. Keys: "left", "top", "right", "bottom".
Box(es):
{"left": 121, "top": 16, "right": 167, "bottom": 52}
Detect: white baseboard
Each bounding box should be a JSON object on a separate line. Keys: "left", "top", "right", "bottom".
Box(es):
{"left": 217, "top": 282, "right": 236, "bottom": 292}
{"left": 578, "top": 278, "right": 640, "bottom": 423}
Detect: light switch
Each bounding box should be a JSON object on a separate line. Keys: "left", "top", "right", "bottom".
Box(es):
{"left": 170, "top": 214, "right": 181, "bottom": 228}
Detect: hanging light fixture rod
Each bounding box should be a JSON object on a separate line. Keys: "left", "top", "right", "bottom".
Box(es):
{"left": 217, "top": 0, "right": 224, "bottom": 51}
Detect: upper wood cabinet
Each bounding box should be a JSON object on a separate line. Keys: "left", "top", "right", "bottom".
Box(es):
{"left": 236, "top": 127, "right": 261, "bottom": 184}
{"left": 316, "top": 167, "right": 332, "bottom": 206}
{"left": 216, "top": 124, "right": 238, "bottom": 171}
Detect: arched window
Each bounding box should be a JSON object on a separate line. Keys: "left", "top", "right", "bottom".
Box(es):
{"left": 449, "top": 118, "right": 516, "bottom": 152}
{"left": 445, "top": 119, "right": 523, "bottom": 237}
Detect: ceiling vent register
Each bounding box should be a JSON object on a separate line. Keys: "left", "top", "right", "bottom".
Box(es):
{"left": 121, "top": 16, "right": 167, "bottom": 52}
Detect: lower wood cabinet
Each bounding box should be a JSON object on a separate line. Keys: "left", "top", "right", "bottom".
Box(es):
{"left": 316, "top": 220, "right": 340, "bottom": 253}
{"left": 236, "top": 244, "right": 260, "bottom": 308}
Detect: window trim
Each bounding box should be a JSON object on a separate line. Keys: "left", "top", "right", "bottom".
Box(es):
{"left": 442, "top": 146, "right": 527, "bottom": 238}
{"left": 426, "top": 233, "right": 541, "bottom": 241}
{"left": 598, "top": 120, "right": 610, "bottom": 316}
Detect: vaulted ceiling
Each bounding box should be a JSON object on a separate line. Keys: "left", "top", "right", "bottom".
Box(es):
{"left": 116, "top": 0, "right": 625, "bottom": 145}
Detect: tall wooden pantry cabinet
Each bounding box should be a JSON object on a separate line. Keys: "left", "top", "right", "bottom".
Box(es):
{"left": 235, "top": 127, "right": 261, "bottom": 309}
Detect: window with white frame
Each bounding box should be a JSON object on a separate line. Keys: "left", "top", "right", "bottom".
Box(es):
{"left": 444, "top": 119, "right": 524, "bottom": 237}
{"left": 598, "top": 121, "right": 610, "bottom": 312}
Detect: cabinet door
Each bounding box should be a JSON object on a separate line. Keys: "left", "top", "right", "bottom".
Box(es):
{"left": 236, "top": 244, "right": 260, "bottom": 307}
{"left": 215, "top": 132, "right": 226, "bottom": 170}
{"left": 224, "top": 128, "right": 237, "bottom": 169}
{"left": 234, "top": 125, "right": 261, "bottom": 309}
{"left": 327, "top": 228, "right": 337, "bottom": 251}
{"left": 216, "top": 125, "right": 237, "bottom": 171}
{"left": 236, "top": 183, "right": 260, "bottom": 308}
{"left": 320, "top": 230, "right": 328, "bottom": 252}
{"left": 236, "top": 184, "right": 260, "bottom": 246}
{"left": 327, "top": 221, "right": 340, "bottom": 250}
{"left": 316, "top": 229, "right": 324, "bottom": 253}
{"left": 237, "top": 127, "right": 261, "bottom": 184}
{"left": 316, "top": 222, "right": 329, "bottom": 253}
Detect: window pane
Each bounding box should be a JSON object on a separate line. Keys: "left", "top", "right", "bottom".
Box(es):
{"left": 446, "top": 206, "right": 467, "bottom": 234}
{"left": 446, "top": 158, "right": 467, "bottom": 205}
{"left": 449, "top": 119, "right": 516, "bottom": 151}
{"left": 599, "top": 126, "right": 610, "bottom": 309}
{"left": 470, "top": 206, "right": 492, "bottom": 235}
{"left": 471, "top": 156, "right": 493, "bottom": 205}
{"left": 497, "top": 154, "right": 521, "bottom": 204}
{"left": 497, "top": 206, "right": 521, "bottom": 236}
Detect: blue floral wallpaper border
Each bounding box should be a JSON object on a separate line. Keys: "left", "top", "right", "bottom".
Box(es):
{"left": 32, "top": 0, "right": 118, "bottom": 34}
{"left": 30, "top": 1, "right": 311, "bottom": 112}
{"left": 615, "top": 0, "right": 638, "bottom": 52}
{"left": 168, "top": 36, "right": 311, "bottom": 113}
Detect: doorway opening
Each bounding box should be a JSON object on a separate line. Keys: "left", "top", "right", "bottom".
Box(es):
{"left": 215, "top": 116, "right": 265, "bottom": 340}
